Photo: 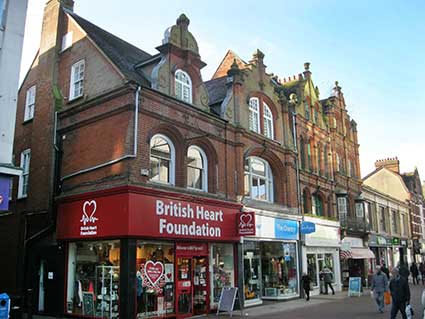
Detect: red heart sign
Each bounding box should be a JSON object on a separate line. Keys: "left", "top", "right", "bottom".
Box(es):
{"left": 145, "top": 261, "right": 164, "bottom": 285}
{"left": 240, "top": 213, "right": 253, "bottom": 227}
{"left": 83, "top": 200, "right": 97, "bottom": 218}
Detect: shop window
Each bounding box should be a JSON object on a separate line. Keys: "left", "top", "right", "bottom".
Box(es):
{"left": 261, "top": 242, "right": 298, "bottom": 298}
{"left": 149, "top": 134, "right": 175, "bottom": 185}
{"left": 211, "top": 244, "right": 234, "bottom": 306}
{"left": 248, "top": 98, "right": 260, "bottom": 133}
{"left": 66, "top": 241, "right": 120, "bottom": 318}
{"left": 244, "top": 156, "right": 273, "bottom": 202}
{"left": 307, "top": 254, "right": 318, "bottom": 287}
{"left": 243, "top": 241, "right": 262, "bottom": 303}
{"left": 136, "top": 241, "right": 175, "bottom": 318}
{"left": 175, "top": 70, "right": 192, "bottom": 103}
{"left": 187, "top": 146, "right": 207, "bottom": 191}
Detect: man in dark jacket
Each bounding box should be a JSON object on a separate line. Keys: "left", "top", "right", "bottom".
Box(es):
{"left": 389, "top": 267, "right": 410, "bottom": 319}
{"left": 301, "top": 272, "right": 312, "bottom": 301}
{"left": 381, "top": 263, "right": 390, "bottom": 280}
{"left": 399, "top": 262, "right": 410, "bottom": 281}
{"left": 410, "top": 262, "right": 419, "bottom": 285}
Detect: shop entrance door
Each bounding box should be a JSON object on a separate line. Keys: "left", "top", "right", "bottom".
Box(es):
{"left": 176, "top": 255, "right": 209, "bottom": 318}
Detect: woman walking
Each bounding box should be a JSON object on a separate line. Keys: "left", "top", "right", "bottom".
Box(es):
{"left": 302, "top": 272, "right": 312, "bottom": 301}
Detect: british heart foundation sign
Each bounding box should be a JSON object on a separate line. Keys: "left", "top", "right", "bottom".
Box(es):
{"left": 237, "top": 211, "right": 256, "bottom": 236}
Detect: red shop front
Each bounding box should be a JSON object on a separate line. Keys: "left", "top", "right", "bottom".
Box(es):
{"left": 57, "top": 186, "right": 246, "bottom": 319}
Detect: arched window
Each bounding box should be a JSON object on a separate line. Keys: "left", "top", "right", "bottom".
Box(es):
{"left": 149, "top": 134, "right": 175, "bottom": 184}
{"left": 244, "top": 157, "right": 273, "bottom": 202}
{"left": 299, "top": 137, "right": 306, "bottom": 170}
{"left": 324, "top": 145, "right": 329, "bottom": 177}
{"left": 187, "top": 146, "right": 207, "bottom": 191}
{"left": 312, "top": 194, "right": 324, "bottom": 216}
{"left": 307, "top": 143, "right": 312, "bottom": 171}
{"left": 336, "top": 153, "right": 341, "bottom": 172}
{"left": 248, "top": 98, "right": 260, "bottom": 133}
{"left": 175, "top": 69, "right": 192, "bottom": 103}
{"left": 263, "top": 103, "right": 274, "bottom": 139}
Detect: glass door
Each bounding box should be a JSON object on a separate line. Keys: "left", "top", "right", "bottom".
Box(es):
{"left": 243, "top": 254, "right": 262, "bottom": 303}
{"left": 193, "top": 257, "right": 209, "bottom": 315}
{"left": 176, "top": 257, "right": 192, "bottom": 318}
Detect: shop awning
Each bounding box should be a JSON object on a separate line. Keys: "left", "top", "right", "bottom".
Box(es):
{"left": 350, "top": 248, "right": 375, "bottom": 259}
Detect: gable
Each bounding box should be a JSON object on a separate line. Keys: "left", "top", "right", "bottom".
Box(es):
{"left": 211, "top": 50, "right": 247, "bottom": 79}
{"left": 363, "top": 168, "right": 410, "bottom": 202}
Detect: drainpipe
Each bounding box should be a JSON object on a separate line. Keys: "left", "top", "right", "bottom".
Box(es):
{"left": 61, "top": 85, "right": 141, "bottom": 181}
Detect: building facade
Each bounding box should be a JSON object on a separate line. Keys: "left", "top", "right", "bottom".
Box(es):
{"left": 363, "top": 159, "right": 412, "bottom": 271}
{"left": 0, "top": 0, "right": 28, "bottom": 297}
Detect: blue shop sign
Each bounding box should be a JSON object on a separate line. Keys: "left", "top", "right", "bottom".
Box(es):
{"left": 300, "top": 221, "right": 316, "bottom": 234}
{"left": 274, "top": 219, "right": 298, "bottom": 240}
{"left": 0, "top": 176, "right": 10, "bottom": 211}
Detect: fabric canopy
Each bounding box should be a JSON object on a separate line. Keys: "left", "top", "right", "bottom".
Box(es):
{"left": 350, "top": 248, "right": 375, "bottom": 259}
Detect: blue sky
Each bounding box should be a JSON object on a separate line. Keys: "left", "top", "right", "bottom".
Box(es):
{"left": 21, "top": 0, "right": 425, "bottom": 180}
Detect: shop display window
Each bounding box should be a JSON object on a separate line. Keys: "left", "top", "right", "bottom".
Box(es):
{"left": 261, "top": 242, "right": 298, "bottom": 298}
{"left": 211, "top": 244, "right": 235, "bottom": 306}
{"left": 307, "top": 254, "right": 318, "bottom": 287}
{"left": 243, "top": 241, "right": 261, "bottom": 302}
{"left": 66, "top": 240, "right": 120, "bottom": 319}
{"left": 136, "top": 241, "right": 175, "bottom": 318}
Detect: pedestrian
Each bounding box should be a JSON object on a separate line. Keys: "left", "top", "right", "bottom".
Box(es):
{"left": 321, "top": 267, "right": 335, "bottom": 295}
{"left": 381, "top": 263, "right": 390, "bottom": 280}
{"left": 410, "top": 262, "right": 419, "bottom": 285}
{"left": 419, "top": 262, "right": 425, "bottom": 285}
{"left": 371, "top": 265, "right": 389, "bottom": 314}
{"left": 301, "top": 272, "right": 312, "bottom": 301}
{"left": 389, "top": 267, "right": 410, "bottom": 319}
{"left": 399, "top": 262, "right": 410, "bottom": 281}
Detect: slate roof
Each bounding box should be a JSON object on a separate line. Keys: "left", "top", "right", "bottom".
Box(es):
{"left": 66, "top": 10, "right": 152, "bottom": 84}
{"left": 204, "top": 76, "right": 227, "bottom": 105}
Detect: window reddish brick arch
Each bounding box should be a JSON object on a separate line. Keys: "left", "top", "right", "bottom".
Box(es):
{"left": 244, "top": 146, "right": 287, "bottom": 204}
{"left": 185, "top": 138, "right": 219, "bottom": 194}
{"left": 247, "top": 92, "right": 279, "bottom": 139}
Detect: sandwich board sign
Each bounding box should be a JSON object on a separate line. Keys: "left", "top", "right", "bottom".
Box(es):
{"left": 348, "top": 277, "right": 362, "bottom": 297}
{"left": 217, "top": 287, "right": 242, "bottom": 317}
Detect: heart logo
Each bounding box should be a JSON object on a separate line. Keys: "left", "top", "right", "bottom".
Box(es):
{"left": 83, "top": 200, "right": 97, "bottom": 218}
{"left": 145, "top": 261, "right": 164, "bottom": 285}
{"left": 240, "top": 213, "right": 253, "bottom": 227}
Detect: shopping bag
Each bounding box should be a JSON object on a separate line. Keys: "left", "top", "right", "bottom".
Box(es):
{"left": 384, "top": 291, "right": 391, "bottom": 305}
{"left": 370, "top": 291, "right": 374, "bottom": 299}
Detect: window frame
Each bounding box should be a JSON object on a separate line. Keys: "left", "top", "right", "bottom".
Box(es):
{"left": 304, "top": 101, "right": 310, "bottom": 120}
{"left": 18, "top": 149, "right": 31, "bottom": 199}
{"left": 263, "top": 103, "right": 274, "bottom": 139}
{"left": 248, "top": 97, "right": 261, "bottom": 133}
{"left": 69, "top": 59, "right": 85, "bottom": 101}
{"left": 149, "top": 134, "right": 175, "bottom": 185}
{"left": 244, "top": 156, "right": 274, "bottom": 202}
{"left": 187, "top": 145, "right": 208, "bottom": 192}
{"left": 174, "top": 69, "right": 192, "bottom": 104}
{"left": 61, "top": 31, "right": 73, "bottom": 51}
{"left": 24, "top": 85, "right": 36, "bottom": 121}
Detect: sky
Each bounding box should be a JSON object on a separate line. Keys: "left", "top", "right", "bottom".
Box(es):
{"left": 20, "top": 0, "right": 425, "bottom": 181}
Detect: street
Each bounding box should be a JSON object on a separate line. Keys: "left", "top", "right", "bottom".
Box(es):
{"left": 215, "top": 284, "right": 425, "bottom": 319}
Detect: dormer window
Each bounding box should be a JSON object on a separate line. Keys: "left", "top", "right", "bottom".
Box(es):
{"left": 175, "top": 69, "right": 192, "bottom": 103}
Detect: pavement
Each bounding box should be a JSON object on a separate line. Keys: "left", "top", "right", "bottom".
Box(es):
{"left": 212, "top": 284, "right": 425, "bottom": 319}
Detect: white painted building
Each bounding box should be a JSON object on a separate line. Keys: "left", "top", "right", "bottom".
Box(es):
{"left": 0, "top": 0, "right": 28, "bottom": 209}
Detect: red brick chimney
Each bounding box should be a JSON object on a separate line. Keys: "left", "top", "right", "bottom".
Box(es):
{"left": 375, "top": 157, "right": 400, "bottom": 174}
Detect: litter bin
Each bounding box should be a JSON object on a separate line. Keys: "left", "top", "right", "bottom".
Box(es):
{"left": 0, "top": 293, "right": 10, "bottom": 319}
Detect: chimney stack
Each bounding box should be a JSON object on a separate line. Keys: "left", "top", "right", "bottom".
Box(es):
{"left": 375, "top": 157, "right": 400, "bottom": 174}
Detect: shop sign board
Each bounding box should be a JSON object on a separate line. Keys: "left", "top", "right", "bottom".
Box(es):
{"left": 175, "top": 243, "right": 208, "bottom": 256}
{"left": 392, "top": 237, "right": 400, "bottom": 246}
{"left": 237, "top": 211, "right": 256, "bottom": 236}
{"left": 57, "top": 188, "right": 241, "bottom": 241}
{"left": 305, "top": 224, "right": 340, "bottom": 247}
{"left": 348, "top": 277, "right": 362, "bottom": 297}
{"left": 400, "top": 239, "right": 408, "bottom": 247}
{"left": 275, "top": 219, "right": 298, "bottom": 240}
{"left": 342, "top": 236, "right": 364, "bottom": 248}
{"left": 0, "top": 176, "right": 10, "bottom": 211}
{"left": 217, "top": 287, "right": 240, "bottom": 316}
{"left": 300, "top": 221, "right": 315, "bottom": 234}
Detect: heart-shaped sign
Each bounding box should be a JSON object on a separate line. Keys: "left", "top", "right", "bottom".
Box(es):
{"left": 240, "top": 213, "right": 253, "bottom": 227}
{"left": 145, "top": 261, "right": 164, "bottom": 286}
{"left": 83, "top": 200, "right": 97, "bottom": 218}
